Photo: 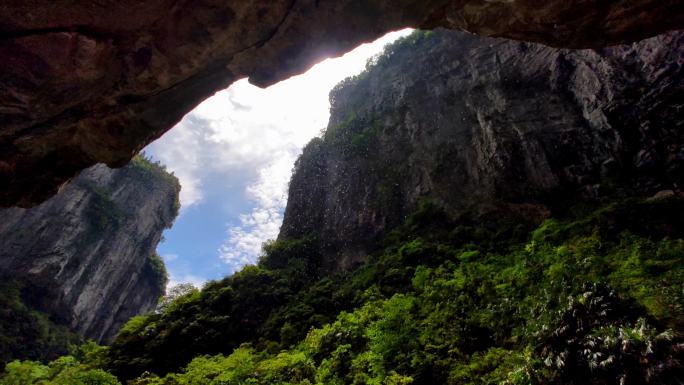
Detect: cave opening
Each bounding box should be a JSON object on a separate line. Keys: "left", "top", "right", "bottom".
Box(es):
{"left": 145, "top": 29, "right": 412, "bottom": 289}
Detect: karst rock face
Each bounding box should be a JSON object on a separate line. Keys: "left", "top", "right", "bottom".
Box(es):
{"left": 1, "top": 0, "right": 683, "bottom": 206}
{"left": 0, "top": 161, "right": 179, "bottom": 343}
{"left": 279, "top": 30, "right": 684, "bottom": 270}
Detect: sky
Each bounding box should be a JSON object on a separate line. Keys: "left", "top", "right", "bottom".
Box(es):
{"left": 145, "top": 29, "right": 412, "bottom": 290}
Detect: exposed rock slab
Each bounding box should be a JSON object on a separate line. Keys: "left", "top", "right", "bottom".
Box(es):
{"left": 280, "top": 30, "right": 684, "bottom": 270}
{"left": 1, "top": 0, "right": 683, "bottom": 206}
{"left": 0, "top": 161, "right": 179, "bottom": 342}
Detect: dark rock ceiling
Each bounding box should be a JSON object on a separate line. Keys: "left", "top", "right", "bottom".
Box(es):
{"left": 1, "top": 0, "right": 682, "bottom": 206}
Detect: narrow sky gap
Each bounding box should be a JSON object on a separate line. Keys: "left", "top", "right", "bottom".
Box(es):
{"left": 146, "top": 29, "right": 413, "bottom": 289}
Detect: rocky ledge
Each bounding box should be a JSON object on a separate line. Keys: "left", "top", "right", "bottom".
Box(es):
{"left": 1, "top": 0, "right": 683, "bottom": 206}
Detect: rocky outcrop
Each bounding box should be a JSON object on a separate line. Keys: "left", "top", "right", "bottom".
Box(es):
{"left": 1, "top": 1, "right": 683, "bottom": 207}
{"left": 0, "top": 158, "right": 179, "bottom": 342}
{"left": 280, "top": 30, "right": 684, "bottom": 270}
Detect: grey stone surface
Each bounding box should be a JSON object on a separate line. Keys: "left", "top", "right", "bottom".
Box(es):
{"left": 0, "top": 163, "right": 179, "bottom": 342}
{"left": 280, "top": 30, "right": 684, "bottom": 270}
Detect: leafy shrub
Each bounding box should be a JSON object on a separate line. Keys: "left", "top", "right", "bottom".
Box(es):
{"left": 18, "top": 198, "right": 679, "bottom": 384}
{"left": 144, "top": 252, "right": 168, "bottom": 290}
{"left": 0, "top": 355, "right": 120, "bottom": 385}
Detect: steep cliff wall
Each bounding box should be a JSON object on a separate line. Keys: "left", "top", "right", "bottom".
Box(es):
{"left": 1, "top": 1, "right": 683, "bottom": 207}
{"left": 0, "top": 157, "right": 179, "bottom": 343}
{"left": 280, "top": 30, "right": 684, "bottom": 270}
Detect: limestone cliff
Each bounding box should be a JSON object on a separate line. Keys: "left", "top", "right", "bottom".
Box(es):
{"left": 1, "top": 0, "right": 683, "bottom": 207}
{"left": 0, "top": 157, "right": 179, "bottom": 343}
{"left": 280, "top": 30, "right": 684, "bottom": 270}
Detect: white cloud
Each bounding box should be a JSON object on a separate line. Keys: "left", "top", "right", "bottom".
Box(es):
{"left": 162, "top": 253, "right": 178, "bottom": 262}
{"left": 147, "top": 116, "right": 206, "bottom": 207}
{"left": 218, "top": 154, "right": 295, "bottom": 272}
{"left": 166, "top": 273, "right": 207, "bottom": 291}
{"left": 245, "top": 154, "right": 293, "bottom": 209}
{"left": 218, "top": 208, "right": 281, "bottom": 271}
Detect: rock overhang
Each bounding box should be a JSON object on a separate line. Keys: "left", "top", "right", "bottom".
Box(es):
{"left": 1, "top": 0, "right": 682, "bottom": 206}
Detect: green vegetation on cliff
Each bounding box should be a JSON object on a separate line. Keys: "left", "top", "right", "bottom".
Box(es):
{"left": 144, "top": 252, "right": 169, "bottom": 290}
{"left": 131, "top": 153, "right": 182, "bottom": 220}
{"left": 5, "top": 197, "right": 681, "bottom": 385}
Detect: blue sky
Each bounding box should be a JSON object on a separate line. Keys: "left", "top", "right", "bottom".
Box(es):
{"left": 145, "top": 30, "right": 412, "bottom": 289}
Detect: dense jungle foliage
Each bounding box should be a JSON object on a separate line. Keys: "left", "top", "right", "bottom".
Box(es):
{"left": 0, "top": 280, "right": 82, "bottom": 368}
{"left": 2, "top": 197, "right": 682, "bottom": 385}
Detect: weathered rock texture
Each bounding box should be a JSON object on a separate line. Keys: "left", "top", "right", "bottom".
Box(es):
{"left": 280, "top": 30, "right": 684, "bottom": 270}
{"left": 1, "top": 0, "right": 683, "bottom": 207}
{"left": 0, "top": 159, "right": 179, "bottom": 342}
